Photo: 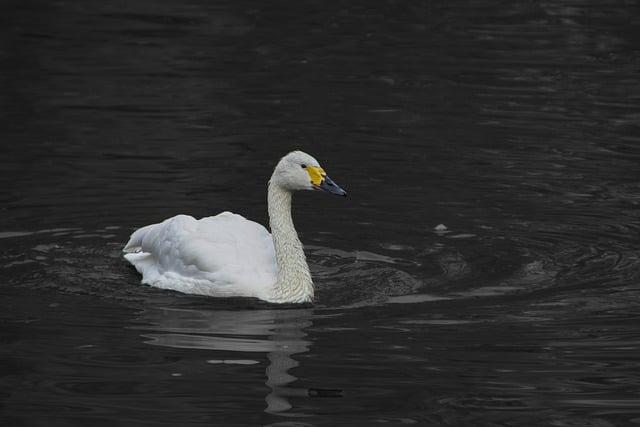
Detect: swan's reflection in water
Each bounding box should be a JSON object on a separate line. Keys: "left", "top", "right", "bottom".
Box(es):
{"left": 137, "top": 306, "right": 313, "bottom": 414}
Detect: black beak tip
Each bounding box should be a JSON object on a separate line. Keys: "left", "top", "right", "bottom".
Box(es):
{"left": 318, "top": 176, "right": 347, "bottom": 197}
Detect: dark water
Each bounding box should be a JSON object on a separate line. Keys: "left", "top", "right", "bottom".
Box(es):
{"left": 2, "top": 0, "right": 640, "bottom": 425}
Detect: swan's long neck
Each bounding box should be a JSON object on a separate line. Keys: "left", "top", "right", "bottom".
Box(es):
{"left": 267, "top": 181, "right": 314, "bottom": 303}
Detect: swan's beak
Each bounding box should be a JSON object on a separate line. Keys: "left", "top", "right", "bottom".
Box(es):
{"left": 317, "top": 175, "right": 347, "bottom": 196}
{"left": 307, "top": 166, "right": 347, "bottom": 197}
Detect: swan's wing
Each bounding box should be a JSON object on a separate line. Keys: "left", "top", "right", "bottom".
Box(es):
{"left": 123, "top": 212, "right": 277, "bottom": 298}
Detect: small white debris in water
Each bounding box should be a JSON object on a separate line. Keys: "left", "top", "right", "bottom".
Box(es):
{"left": 171, "top": 373, "right": 182, "bottom": 377}
{"left": 434, "top": 224, "right": 450, "bottom": 235}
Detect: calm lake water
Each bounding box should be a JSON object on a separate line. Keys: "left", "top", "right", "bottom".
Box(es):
{"left": 2, "top": 0, "right": 640, "bottom": 425}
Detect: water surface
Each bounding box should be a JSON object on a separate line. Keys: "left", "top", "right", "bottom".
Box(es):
{"left": 1, "top": 0, "right": 640, "bottom": 425}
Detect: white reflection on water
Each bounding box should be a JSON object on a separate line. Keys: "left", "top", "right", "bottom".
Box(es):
{"left": 136, "top": 306, "right": 313, "bottom": 414}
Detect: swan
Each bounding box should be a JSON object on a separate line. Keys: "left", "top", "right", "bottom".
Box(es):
{"left": 123, "top": 150, "right": 346, "bottom": 304}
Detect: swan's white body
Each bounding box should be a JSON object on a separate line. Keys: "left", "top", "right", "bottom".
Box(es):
{"left": 123, "top": 151, "right": 346, "bottom": 304}
{"left": 123, "top": 212, "right": 279, "bottom": 300}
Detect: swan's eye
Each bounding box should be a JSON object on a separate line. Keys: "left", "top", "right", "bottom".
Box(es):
{"left": 301, "top": 163, "right": 307, "bottom": 169}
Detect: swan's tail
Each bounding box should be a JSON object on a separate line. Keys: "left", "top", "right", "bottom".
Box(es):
{"left": 123, "top": 224, "right": 160, "bottom": 282}
{"left": 123, "top": 223, "right": 157, "bottom": 253}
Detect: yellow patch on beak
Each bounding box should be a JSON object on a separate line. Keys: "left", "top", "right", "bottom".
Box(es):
{"left": 306, "top": 166, "right": 326, "bottom": 186}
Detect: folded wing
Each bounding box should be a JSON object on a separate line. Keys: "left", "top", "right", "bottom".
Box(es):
{"left": 123, "top": 212, "right": 277, "bottom": 299}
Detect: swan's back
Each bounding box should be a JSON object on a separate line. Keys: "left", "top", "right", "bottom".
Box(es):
{"left": 124, "top": 212, "right": 277, "bottom": 299}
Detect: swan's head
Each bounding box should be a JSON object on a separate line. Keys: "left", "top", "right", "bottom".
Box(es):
{"left": 271, "top": 151, "right": 347, "bottom": 196}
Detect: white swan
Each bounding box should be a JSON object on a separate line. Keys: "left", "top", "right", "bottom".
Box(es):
{"left": 123, "top": 151, "right": 346, "bottom": 304}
